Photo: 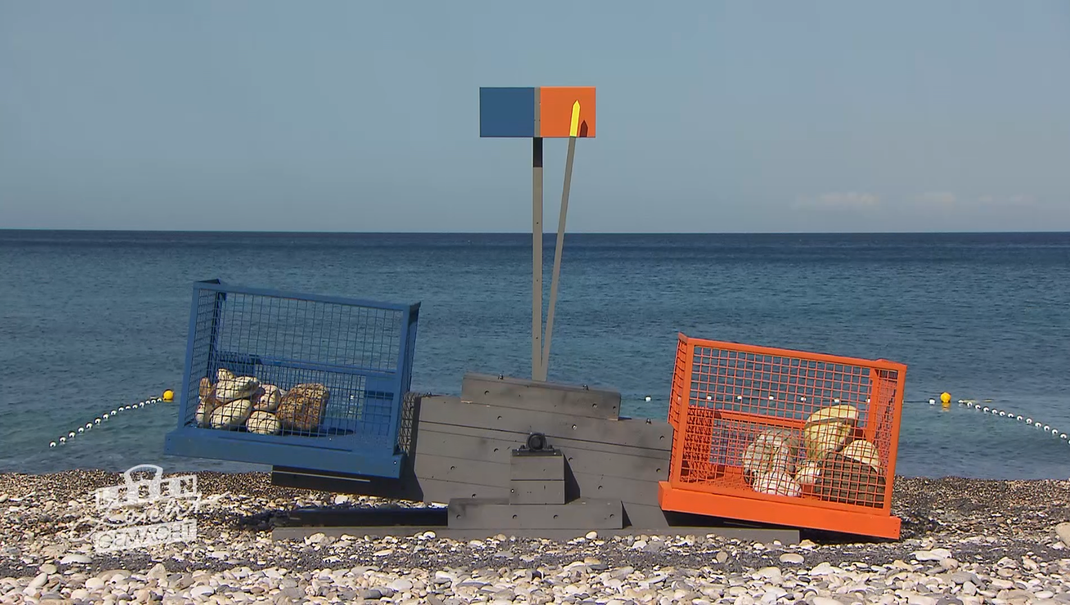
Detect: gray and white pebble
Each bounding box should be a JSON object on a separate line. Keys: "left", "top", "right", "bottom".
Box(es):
{"left": 4, "top": 471, "right": 1070, "bottom": 605}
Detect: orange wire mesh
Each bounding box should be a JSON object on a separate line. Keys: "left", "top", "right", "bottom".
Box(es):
{"left": 668, "top": 335, "right": 689, "bottom": 430}
{"left": 663, "top": 333, "right": 906, "bottom": 538}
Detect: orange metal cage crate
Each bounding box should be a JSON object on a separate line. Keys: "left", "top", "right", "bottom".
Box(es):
{"left": 659, "top": 333, "right": 907, "bottom": 539}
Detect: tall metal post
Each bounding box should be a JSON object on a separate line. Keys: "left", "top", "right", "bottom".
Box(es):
{"left": 541, "top": 133, "right": 577, "bottom": 380}
{"left": 540, "top": 101, "right": 581, "bottom": 381}
{"left": 532, "top": 137, "right": 544, "bottom": 381}
{"left": 477, "top": 86, "right": 593, "bottom": 382}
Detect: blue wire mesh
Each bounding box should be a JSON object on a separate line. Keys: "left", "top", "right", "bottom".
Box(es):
{"left": 178, "top": 281, "right": 419, "bottom": 459}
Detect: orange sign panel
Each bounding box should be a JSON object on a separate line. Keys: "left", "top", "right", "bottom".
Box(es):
{"left": 539, "top": 87, "right": 596, "bottom": 138}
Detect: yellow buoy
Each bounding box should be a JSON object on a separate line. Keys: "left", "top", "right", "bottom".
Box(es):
{"left": 163, "top": 389, "right": 175, "bottom": 402}
{"left": 940, "top": 392, "right": 951, "bottom": 406}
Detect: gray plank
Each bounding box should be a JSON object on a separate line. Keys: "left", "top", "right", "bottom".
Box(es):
{"left": 413, "top": 454, "right": 662, "bottom": 507}
{"left": 418, "top": 396, "right": 672, "bottom": 451}
{"left": 510, "top": 453, "right": 565, "bottom": 481}
{"left": 509, "top": 480, "right": 566, "bottom": 505}
{"left": 448, "top": 498, "right": 623, "bottom": 530}
{"left": 461, "top": 373, "right": 620, "bottom": 420}
{"left": 270, "top": 466, "right": 504, "bottom": 505}
{"left": 270, "top": 467, "right": 418, "bottom": 501}
{"left": 414, "top": 427, "right": 669, "bottom": 484}
{"left": 273, "top": 459, "right": 657, "bottom": 512}
{"left": 621, "top": 503, "right": 671, "bottom": 529}
{"left": 414, "top": 477, "right": 508, "bottom": 504}
{"left": 416, "top": 421, "right": 671, "bottom": 459}
{"left": 413, "top": 454, "right": 502, "bottom": 487}
{"left": 575, "top": 474, "right": 662, "bottom": 507}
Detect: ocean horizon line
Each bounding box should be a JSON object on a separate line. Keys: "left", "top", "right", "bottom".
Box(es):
{"left": 3, "top": 228, "right": 1069, "bottom": 236}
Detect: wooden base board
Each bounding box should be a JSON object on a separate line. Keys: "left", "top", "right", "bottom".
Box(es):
{"left": 267, "top": 505, "right": 800, "bottom": 544}
{"left": 272, "top": 525, "right": 800, "bottom": 543}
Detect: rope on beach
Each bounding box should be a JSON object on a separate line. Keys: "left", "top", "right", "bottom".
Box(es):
{"left": 48, "top": 395, "right": 169, "bottom": 448}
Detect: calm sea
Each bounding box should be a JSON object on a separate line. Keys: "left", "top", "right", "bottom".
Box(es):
{"left": 1, "top": 231, "right": 1068, "bottom": 480}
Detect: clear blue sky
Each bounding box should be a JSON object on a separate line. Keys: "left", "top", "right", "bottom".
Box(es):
{"left": 2, "top": 1, "right": 1068, "bottom": 233}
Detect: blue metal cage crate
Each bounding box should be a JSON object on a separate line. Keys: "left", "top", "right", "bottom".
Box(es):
{"left": 164, "top": 279, "right": 420, "bottom": 479}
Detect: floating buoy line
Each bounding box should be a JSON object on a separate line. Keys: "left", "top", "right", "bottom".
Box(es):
{"left": 58, "top": 388, "right": 1061, "bottom": 450}
{"left": 48, "top": 389, "right": 174, "bottom": 448}
{"left": 632, "top": 392, "right": 1068, "bottom": 449}
{"left": 925, "top": 396, "right": 1070, "bottom": 447}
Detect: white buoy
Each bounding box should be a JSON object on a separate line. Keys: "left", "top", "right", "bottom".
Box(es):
{"left": 59, "top": 437, "right": 66, "bottom": 444}
{"left": 68, "top": 431, "right": 75, "bottom": 438}
{"left": 645, "top": 396, "right": 651, "bottom": 402}
{"left": 929, "top": 398, "right": 936, "bottom": 405}
{"left": 49, "top": 442, "right": 56, "bottom": 448}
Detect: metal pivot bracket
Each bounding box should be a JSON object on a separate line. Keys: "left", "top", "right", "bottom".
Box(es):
{"left": 510, "top": 433, "right": 565, "bottom": 505}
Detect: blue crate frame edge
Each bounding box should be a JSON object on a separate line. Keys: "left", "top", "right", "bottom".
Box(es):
{"left": 188, "top": 278, "right": 422, "bottom": 314}
{"left": 165, "top": 278, "right": 421, "bottom": 479}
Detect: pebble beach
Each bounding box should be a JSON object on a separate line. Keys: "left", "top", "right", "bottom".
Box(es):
{"left": 2, "top": 471, "right": 1070, "bottom": 604}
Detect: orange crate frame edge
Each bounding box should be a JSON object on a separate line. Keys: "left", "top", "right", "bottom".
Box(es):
{"left": 658, "top": 481, "right": 903, "bottom": 539}
{"left": 662, "top": 333, "right": 907, "bottom": 540}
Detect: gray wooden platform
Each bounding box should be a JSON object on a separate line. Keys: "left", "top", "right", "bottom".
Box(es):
{"left": 267, "top": 375, "right": 802, "bottom": 545}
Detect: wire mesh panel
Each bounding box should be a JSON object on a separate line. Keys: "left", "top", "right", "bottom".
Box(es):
{"left": 164, "top": 279, "right": 420, "bottom": 479}
{"left": 659, "top": 333, "right": 906, "bottom": 539}
{"left": 667, "top": 335, "right": 689, "bottom": 430}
